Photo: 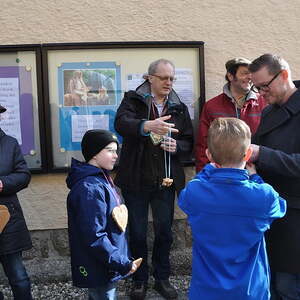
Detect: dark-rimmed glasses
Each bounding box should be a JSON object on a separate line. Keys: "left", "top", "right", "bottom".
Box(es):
{"left": 251, "top": 71, "right": 282, "bottom": 93}
{"left": 151, "top": 74, "right": 176, "bottom": 82}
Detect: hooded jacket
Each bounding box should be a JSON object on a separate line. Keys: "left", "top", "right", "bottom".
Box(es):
{"left": 66, "top": 158, "right": 132, "bottom": 288}
{"left": 0, "top": 128, "right": 32, "bottom": 255}
{"left": 179, "top": 164, "right": 286, "bottom": 300}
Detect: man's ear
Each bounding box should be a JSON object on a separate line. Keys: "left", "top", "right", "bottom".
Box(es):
{"left": 281, "top": 69, "right": 289, "bottom": 81}
{"left": 243, "top": 147, "right": 253, "bottom": 162}
{"left": 227, "top": 72, "right": 234, "bottom": 82}
{"left": 148, "top": 75, "right": 153, "bottom": 84}
{"left": 205, "top": 148, "right": 214, "bottom": 162}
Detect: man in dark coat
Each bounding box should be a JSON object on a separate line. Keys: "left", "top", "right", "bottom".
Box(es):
{"left": 114, "top": 59, "right": 193, "bottom": 299}
{"left": 0, "top": 104, "right": 33, "bottom": 300}
{"left": 249, "top": 54, "right": 300, "bottom": 300}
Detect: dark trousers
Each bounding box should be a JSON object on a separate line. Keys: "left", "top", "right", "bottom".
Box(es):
{"left": 0, "top": 252, "right": 32, "bottom": 300}
{"left": 122, "top": 186, "right": 175, "bottom": 282}
{"left": 271, "top": 271, "right": 300, "bottom": 300}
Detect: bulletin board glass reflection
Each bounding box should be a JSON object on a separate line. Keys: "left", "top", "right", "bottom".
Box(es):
{"left": 44, "top": 42, "right": 205, "bottom": 169}
{"left": 0, "top": 48, "right": 43, "bottom": 170}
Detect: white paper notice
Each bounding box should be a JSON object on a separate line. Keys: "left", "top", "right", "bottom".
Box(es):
{"left": 126, "top": 73, "right": 145, "bottom": 91}
{"left": 0, "top": 78, "right": 22, "bottom": 144}
{"left": 71, "top": 114, "right": 109, "bottom": 142}
{"left": 173, "top": 68, "right": 195, "bottom": 119}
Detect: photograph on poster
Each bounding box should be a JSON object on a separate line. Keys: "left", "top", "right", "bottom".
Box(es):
{"left": 63, "top": 68, "right": 116, "bottom": 106}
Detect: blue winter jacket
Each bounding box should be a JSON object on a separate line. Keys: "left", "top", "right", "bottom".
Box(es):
{"left": 66, "top": 158, "right": 132, "bottom": 288}
{"left": 178, "top": 164, "right": 286, "bottom": 300}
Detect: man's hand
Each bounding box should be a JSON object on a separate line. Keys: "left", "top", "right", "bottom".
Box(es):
{"left": 161, "top": 137, "right": 177, "bottom": 153}
{"left": 143, "top": 115, "right": 179, "bottom": 135}
{"left": 0, "top": 180, "right": 3, "bottom": 193}
{"left": 250, "top": 144, "right": 260, "bottom": 162}
{"left": 246, "top": 162, "right": 257, "bottom": 175}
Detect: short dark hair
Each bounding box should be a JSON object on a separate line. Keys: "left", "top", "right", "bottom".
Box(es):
{"left": 225, "top": 57, "right": 251, "bottom": 82}
{"left": 148, "top": 59, "right": 175, "bottom": 75}
{"left": 249, "top": 53, "right": 289, "bottom": 75}
{"left": 207, "top": 118, "right": 251, "bottom": 166}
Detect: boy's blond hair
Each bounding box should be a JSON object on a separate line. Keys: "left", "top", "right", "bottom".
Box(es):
{"left": 207, "top": 118, "right": 251, "bottom": 166}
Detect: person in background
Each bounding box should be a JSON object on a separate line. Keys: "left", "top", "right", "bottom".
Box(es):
{"left": 66, "top": 70, "right": 90, "bottom": 106}
{"left": 249, "top": 53, "right": 300, "bottom": 300}
{"left": 195, "top": 57, "right": 267, "bottom": 172}
{"left": 66, "top": 129, "right": 141, "bottom": 300}
{"left": 114, "top": 59, "right": 193, "bottom": 300}
{"left": 179, "top": 117, "right": 286, "bottom": 300}
{"left": 0, "top": 104, "right": 33, "bottom": 300}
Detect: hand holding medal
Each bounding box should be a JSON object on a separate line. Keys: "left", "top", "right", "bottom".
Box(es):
{"left": 146, "top": 115, "right": 178, "bottom": 135}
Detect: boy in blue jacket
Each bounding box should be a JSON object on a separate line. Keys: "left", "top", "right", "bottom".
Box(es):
{"left": 179, "top": 118, "right": 286, "bottom": 300}
{"left": 66, "top": 129, "right": 141, "bottom": 300}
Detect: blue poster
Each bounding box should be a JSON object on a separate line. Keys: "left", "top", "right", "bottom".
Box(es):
{"left": 58, "top": 62, "right": 122, "bottom": 151}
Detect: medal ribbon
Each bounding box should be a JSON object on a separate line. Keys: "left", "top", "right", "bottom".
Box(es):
{"left": 101, "top": 170, "right": 121, "bottom": 206}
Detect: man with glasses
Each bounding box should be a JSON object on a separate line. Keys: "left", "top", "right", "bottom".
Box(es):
{"left": 195, "top": 57, "right": 267, "bottom": 172}
{"left": 114, "top": 59, "right": 193, "bottom": 300}
{"left": 249, "top": 53, "right": 300, "bottom": 300}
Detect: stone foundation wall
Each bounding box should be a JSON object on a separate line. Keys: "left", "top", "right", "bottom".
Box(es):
{"left": 0, "top": 219, "right": 192, "bottom": 283}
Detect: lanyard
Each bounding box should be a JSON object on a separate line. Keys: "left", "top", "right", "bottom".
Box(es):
{"left": 101, "top": 170, "right": 121, "bottom": 206}
{"left": 164, "top": 129, "right": 171, "bottom": 179}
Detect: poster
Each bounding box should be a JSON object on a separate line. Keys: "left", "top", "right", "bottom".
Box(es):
{"left": 58, "top": 62, "right": 121, "bottom": 151}
{"left": 0, "top": 66, "right": 35, "bottom": 155}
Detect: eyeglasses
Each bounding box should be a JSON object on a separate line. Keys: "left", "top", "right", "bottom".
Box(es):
{"left": 104, "top": 147, "right": 118, "bottom": 154}
{"left": 151, "top": 74, "right": 176, "bottom": 82}
{"left": 251, "top": 71, "right": 282, "bottom": 93}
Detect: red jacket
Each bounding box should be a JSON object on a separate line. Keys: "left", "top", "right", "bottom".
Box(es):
{"left": 195, "top": 89, "right": 267, "bottom": 172}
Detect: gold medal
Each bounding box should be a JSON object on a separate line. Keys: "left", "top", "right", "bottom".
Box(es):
{"left": 150, "top": 132, "right": 163, "bottom": 145}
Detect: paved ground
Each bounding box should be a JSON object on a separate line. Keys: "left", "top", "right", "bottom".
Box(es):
{"left": 0, "top": 275, "right": 190, "bottom": 299}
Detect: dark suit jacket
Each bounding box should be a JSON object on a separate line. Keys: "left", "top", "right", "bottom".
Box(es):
{"left": 253, "top": 88, "right": 300, "bottom": 272}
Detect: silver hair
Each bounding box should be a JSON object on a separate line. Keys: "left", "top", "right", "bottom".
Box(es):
{"left": 148, "top": 59, "right": 175, "bottom": 75}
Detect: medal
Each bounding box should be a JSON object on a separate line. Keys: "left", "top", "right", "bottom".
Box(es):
{"left": 150, "top": 132, "right": 163, "bottom": 145}
{"left": 112, "top": 204, "right": 128, "bottom": 232}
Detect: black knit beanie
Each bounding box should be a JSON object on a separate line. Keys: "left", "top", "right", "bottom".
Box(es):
{"left": 81, "top": 129, "right": 118, "bottom": 162}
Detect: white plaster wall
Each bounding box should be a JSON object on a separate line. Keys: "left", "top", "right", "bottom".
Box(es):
{"left": 2, "top": 0, "right": 300, "bottom": 229}
{"left": 1, "top": 0, "right": 300, "bottom": 99}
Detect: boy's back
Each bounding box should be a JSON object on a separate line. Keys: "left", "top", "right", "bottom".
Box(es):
{"left": 179, "top": 164, "right": 286, "bottom": 300}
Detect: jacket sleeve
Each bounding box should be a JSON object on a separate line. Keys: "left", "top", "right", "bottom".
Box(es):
{"left": 175, "top": 104, "right": 193, "bottom": 161}
{"left": 114, "top": 92, "right": 147, "bottom": 139}
{"left": 72, "top": 183, "right": 132, "bottom": 275}
{"left": 178, "top": 182, "right": 191, "bottom": 215}
{"left": 257, "top": 145, "right": 300, "bottom": 178}
{"left": 178, "top": 166, "right": 211, "bottom": 214}
{"left": 195, "top": 103, "right": 210, "bottom": 172}
{"left": 266, "top": 186, "right": 287, "bottom": 221}
{"left": 0, "top": 139, "right": 31, "bottom": 195}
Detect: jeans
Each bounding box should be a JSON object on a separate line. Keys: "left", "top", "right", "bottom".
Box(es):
{"left": 271, "top": 272, "right": 300, "bottom": 300}
{"left": 122, "top": 186, "right": 175, "bottom": 282}
{"left": 0, "top": 252, "right": 32, "bottom": 300}
{"left": 88, "top": 282, "right": 116, "bottom": 300}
